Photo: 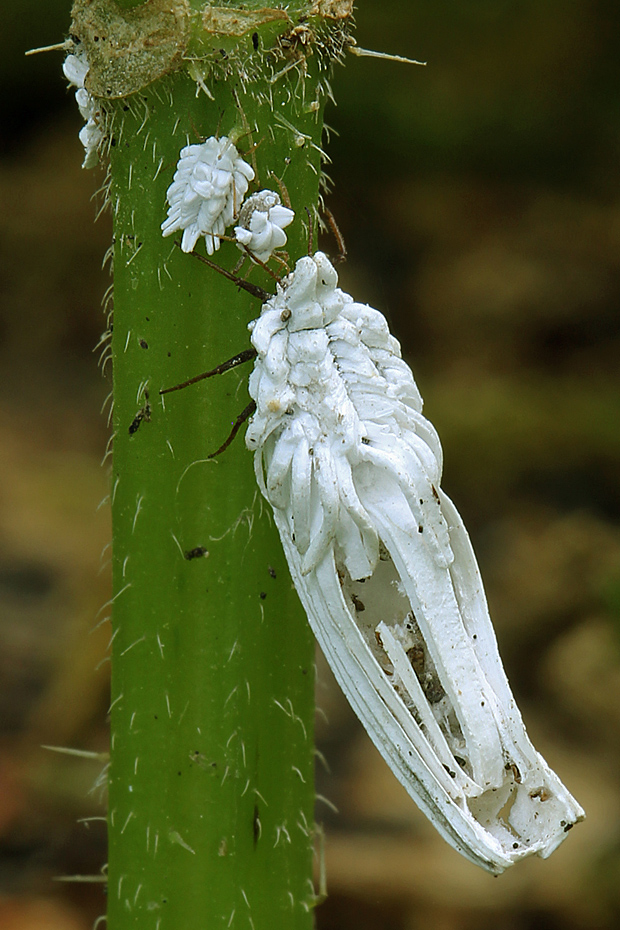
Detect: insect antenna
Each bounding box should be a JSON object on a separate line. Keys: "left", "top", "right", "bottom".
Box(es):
{"left": 160, "top": 348, "right": 258, "bottom": 395}
{"left": 323, "top": 207, "right": 347, "bottom": 263}
{"left": 208, "top": 401, "right": 257, "bottom": 459}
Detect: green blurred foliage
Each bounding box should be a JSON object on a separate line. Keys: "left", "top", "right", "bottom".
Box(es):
{"left": 0, "top": 2, "right": 72, "bottom": 151}
{"left": 333, "top": 0, "right": 620, "bottom": 188}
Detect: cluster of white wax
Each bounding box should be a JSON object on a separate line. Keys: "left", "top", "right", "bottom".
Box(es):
{"left": 244, "top": 252, "right": 585, "bottom": 874}
{"left": 161, "top": 139, "right": 294, "bottom": 260}
{"left": 63, "top": 52, "right": 103, "bottom": 169}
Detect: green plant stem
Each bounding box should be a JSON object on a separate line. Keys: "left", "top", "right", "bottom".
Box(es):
{"left": 101, "top": 4, "right": 344, "bottom": 926}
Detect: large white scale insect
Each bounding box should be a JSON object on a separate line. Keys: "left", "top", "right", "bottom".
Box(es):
{"left": 158, "top": 137, "right": 583, "bottom": 873}
{"left": 234, "top": 251, "right": 582, "bottom": 874}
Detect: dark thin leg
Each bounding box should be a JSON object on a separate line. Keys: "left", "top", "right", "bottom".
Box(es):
{"left": 208, "top": 401, "right": 257, "bottom": 459}
{"left": 178, "top": 243, "right": 271, "bottom": 302}
{"left": 160, "top": 348, "right": 258, "bottom": 395}
{"left": 242, "top": 245, "right": 282, "bottom": 282}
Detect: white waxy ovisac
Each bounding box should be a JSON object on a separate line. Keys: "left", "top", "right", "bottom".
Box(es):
{"left": 161, "top": 137, "right": 255, "bottom": 254}
{"left": 245, "top": 251, "right": 584, "bottom": 874}
{"left": 234, "top": 190, "right": 295, "bottom": 262}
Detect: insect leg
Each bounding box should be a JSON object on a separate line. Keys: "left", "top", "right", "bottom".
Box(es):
{"left": 183, "top": 246, "right": 272, "bottom": 301}
{"left": 208, "top": 401, "right": 257, "bottom": 459}
{"left": 160, "top": 348, "right": 257, "bottom": 395}
{"left": 241, "top": 245, "right": 282, "bottom": 282}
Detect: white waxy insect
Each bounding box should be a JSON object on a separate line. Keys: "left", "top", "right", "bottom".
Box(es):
{"left": 234, "top": 190, "right": 295, "bottom": 262}
{"left": 161, "top": 136, "right": 255, "bottom": 254}
{"left": 245, "top": 251, "right": 584, "bottom": 873}
{"left": 63, "top": 52, "right": 102, "bottom": 169}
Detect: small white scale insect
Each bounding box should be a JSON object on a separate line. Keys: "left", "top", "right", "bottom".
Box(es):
{"left": 243, "top": 251, "right": 584, "bottom": 874}
{"left": 63, "top": 51, "right": 103, "bottom": 169}
{"left": 161, "top": 137, "right": 255, "bottom": 254}
{"left": 234, "top": 190, "right": 295, "bottom": 262}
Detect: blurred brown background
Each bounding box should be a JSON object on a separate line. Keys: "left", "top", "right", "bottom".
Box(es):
{"left": 2, "top": 2, "right": 620, "bottom": 929}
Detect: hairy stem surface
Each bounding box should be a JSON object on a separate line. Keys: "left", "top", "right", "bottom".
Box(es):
{"left": 84, "top": 1, "right": 353, "bottom": 925}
